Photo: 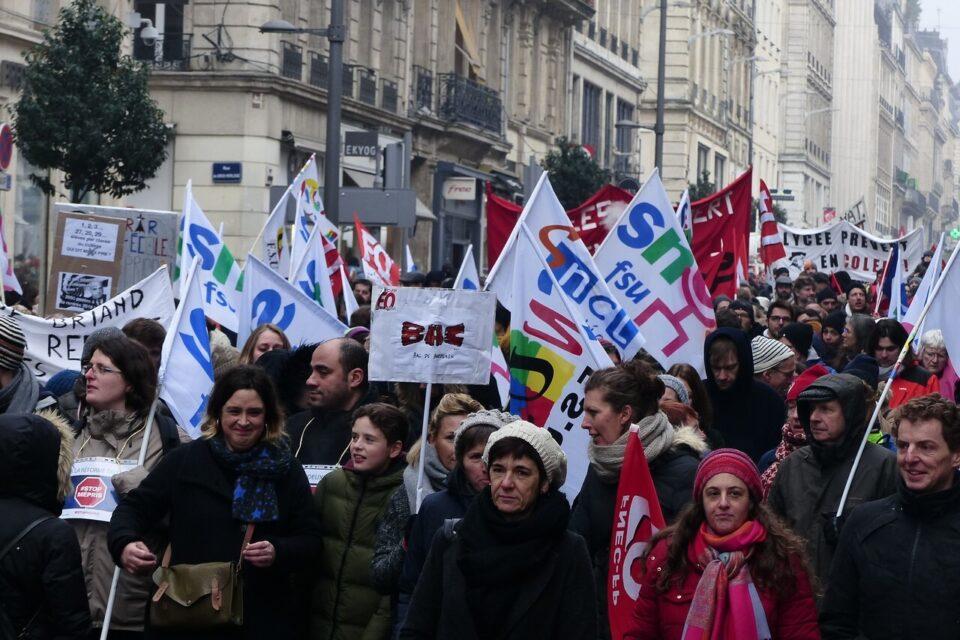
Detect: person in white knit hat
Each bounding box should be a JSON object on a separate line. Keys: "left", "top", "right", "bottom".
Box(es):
{"left": 751, "top": 335, "right": 797, "bottom": 398}
{"left": 401, "top": 419, "right": 597, "bottom": 639}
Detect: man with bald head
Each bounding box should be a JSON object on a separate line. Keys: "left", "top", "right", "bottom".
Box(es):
{"left": 287, "top": 337, "right": 377, "bottom": 465}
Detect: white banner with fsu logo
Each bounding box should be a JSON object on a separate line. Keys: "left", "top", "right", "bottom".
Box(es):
{"left": 62, "top": 457, "right": 138, "bottom": 522}
{"left": 368, "top": 286, "right": 496, "bottom": 384}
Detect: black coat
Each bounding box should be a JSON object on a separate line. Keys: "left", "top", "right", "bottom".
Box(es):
{"left": 400, "top": 527, "right": 596, "bottom": 640}
{"left": 0, "top": 414, "right": 90, "bottom": 640}
{"left": 819, "top": 478, "right": 960, "bottom": 639}
{"left": 107, "top": 438, "right": 322, "bottom": 640}
{"left": 287, "top": 385, "right": 379, "bottom": 465}
{"left": 704, "top": 328, "right": 786, "bottom": 462}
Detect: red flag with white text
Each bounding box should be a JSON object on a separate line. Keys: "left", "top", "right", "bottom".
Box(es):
{"left": 354, "top": 215, "right": 400, "bottom": 286}
{"left": 608, "top": 429, "right": 665, "bottom": 640}
{"left": 690, "top": 168, "right": 752, "bottom": 298}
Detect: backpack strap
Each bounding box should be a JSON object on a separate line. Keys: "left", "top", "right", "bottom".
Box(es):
{"left": 0, "top": 516, "right": 53, "bottom": 563}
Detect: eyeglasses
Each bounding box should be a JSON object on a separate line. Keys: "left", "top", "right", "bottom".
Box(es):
{"left": 769, "top": 315, "right": 790, "bottom": 324}
{"left": 81, "top": 363, "right": 122, "bottom": 377}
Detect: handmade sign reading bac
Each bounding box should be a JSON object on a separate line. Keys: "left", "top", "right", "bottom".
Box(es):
{"left": 369, "top": 286, "right": 496, "bottom": 384}
{"left": 62, "top": 457, "right": 138, "bottom": 522}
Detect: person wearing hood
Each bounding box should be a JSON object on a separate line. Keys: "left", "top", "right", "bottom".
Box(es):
{"left": 0, "top": 315, "right": 61, "bottom": 416}
{"left": 767, "top": 373, "right": 898, "bottom": 583}
{"left": 820, "top": 310, "right": 846, "bottom": 363}
{"left": 820, "top": 394, "right": 960, "bottom": 639}
{"left": 311, "top": 403, "right": 408, "bottom": 640}
{"left": 571, "top": 361, "right": 708, "bottom": 639}
{"left": 371, "top": 394, "right": 482, "bottom": 598}
{"left": 704, "top": 328, "right": 786, "bottom": 462}
{"left": 391, "top": 409, "right": 513, "bottom": 638}
{"left": 0, "top": 413, "right": 90, "bottom": 639}
{"left": 68, "top": 334, "right": 186, "bottom": 637}
{"left": 288, "top": 338, "right": 380, "bottom": 465}
{"left": 401, "top": 420, "right": 597, "bottom": 640}
{"left": 868, "top": 319, "right": 939, "bottom": 409}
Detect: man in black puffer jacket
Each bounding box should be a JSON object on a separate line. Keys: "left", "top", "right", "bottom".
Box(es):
{"left": 0, "top": 413, "right": 90, "bottom": 639}
{"left": 820, "top": 394, "right": 960, "bottom": 639}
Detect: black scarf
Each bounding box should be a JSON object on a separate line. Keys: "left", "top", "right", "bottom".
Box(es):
{"left": 207, "top": 436, "right": 293, "bottom": 522}
{"left": 457, "top": 487, "right": 569, "bottom": 638}
{"left": 898, "top": 473, "right": 960, "bottom": 519}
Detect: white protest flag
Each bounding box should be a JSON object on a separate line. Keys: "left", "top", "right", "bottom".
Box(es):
{"left": 0, "top": 206, "right": 21, "bottom": 297}
{"left": 888, "top": 243, "right": 908, "bottom": 320}
{"left": 239, "top": 255, "right": 347, "bottom": 348}
{"left": 917, "top": 241, "right": 960, "bottom": 369}
{"left": 254, "top": 188, "right": 292, "bottom": 276}
{"left": 676, "top": 188, "right": 692, "bottom": 244}
{"left": 355, "top": 214, "right": 400, "bottom": 285}
{"left": 903, "top": 233, "right": 944, "bottom": 338}
{"left": 405, "top": 244, "right": 417, "bottom": 273}
{"left": 291, "top": 224, "right": 338, "bottom": 313}
{"left": 288, "top": 155, "right": 340, "bottom": 278}
{"left": 486, "top": 173, "right": 645, "bottom": 360}
{"left": 454, "top": 245, "right": 510, "bottom": 407}
{"left": 160, "top": 258, "right": 215, "bottom": 438}
{"left": 0, "top": 267, "right": 174, "bottom": 380}
{"left": 368, "top": 286, "right": 496, "bottom": 384}
{"left": 177, "top": 181, "right": 243, "bottom": 331}
{"left": 340, "top": 265, "right": 360, "bottom": 319}
{"left": 594, "top": 170, "right": 716, "bottom": 375}
{"left": 508, "top": 223, "right": 614, "bottom": 498}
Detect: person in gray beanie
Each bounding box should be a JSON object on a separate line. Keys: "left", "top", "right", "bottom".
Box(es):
{"left": 0, "top": 315, "right": 60, "bottom": 416}
{"left": 752, "top": 335, "right": 797, "bottom": 398}
{"left": 387, "top": 408, "right": 517, "bottom": 637}
{"left": 401, "top": 419, "right": 597, "bottom": 640}
{"left": 658, "top": 374, "right": 690, "bottom": 405}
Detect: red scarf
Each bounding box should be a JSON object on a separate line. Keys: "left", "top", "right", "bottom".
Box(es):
{"left": 680, "top": 521, "right": 771, "bottom": 640}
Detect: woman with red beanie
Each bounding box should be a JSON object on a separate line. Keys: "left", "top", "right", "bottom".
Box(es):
{"left": 626, "top": 449, "right": 819, "bottom": 640}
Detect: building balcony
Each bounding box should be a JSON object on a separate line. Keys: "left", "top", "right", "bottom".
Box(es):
{"left": 281, "top": 42, "right": 302, "bottom": 81}
{"left": 436, "top": 73, "right": 503, "bottom": 135}
{"left": 133, "top": 34, "right": 192, "bottom": 71}
{"left": 903, "top": 187, "right": 925, "bottom": 217}
{"left": 411, "top": 65, "right": 434, "bottom": 116}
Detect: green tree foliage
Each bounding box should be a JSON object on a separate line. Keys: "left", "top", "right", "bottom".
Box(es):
{"left": 687, "top": 170, "right": 716, "bottom": 201}
{"left": 540, "top": 136, "right": 611, "bottom": 209}
{"left": 13, "top": 0, "right": 169, "bottom": 202}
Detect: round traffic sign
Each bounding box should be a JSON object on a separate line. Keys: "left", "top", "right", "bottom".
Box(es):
{"left": 74, "top": 476, "right": 107, "bottom": 508}
{"left": 0, "top": 124, "right": 12, "bottom": 171}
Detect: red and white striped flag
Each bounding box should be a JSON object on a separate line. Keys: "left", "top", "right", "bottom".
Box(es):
{"left": 758, "top": 180, "right": 787, "bottom": 270}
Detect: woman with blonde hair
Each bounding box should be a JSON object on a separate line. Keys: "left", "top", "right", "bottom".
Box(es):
{"left": 371, "top": 394, "right": 483, "bottom": 620}
{"left": 108, "top": 365, "right": 322, "bottom": 638}
{"left": 238, "top": 323, "right": 291, "bottom": 365}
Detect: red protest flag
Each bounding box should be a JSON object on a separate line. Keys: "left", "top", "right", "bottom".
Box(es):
{"left": 690, "top": 168, "right": 753, "bottom": 298}
{"left": 758, "top": 180, "right": 787, "bottom": 269}
{"left": 354, "top": 214, "right": 400, "bottom": 286}
{"left": 608, "top": 429, "right": 666, "bottom": 640}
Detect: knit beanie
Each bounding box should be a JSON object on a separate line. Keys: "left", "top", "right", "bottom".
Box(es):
{"left": 344, "top": 326, "right": 370, "bottom": 343}
{"left": 843, "top": 354, "right": 880, "bottom": 390}
{"left": 657, "top": 374, "right": 690, "bottom": 405}
{"left": 729, "top": 300, "right": 754, "bottom": 322}
{"left": 0, "top": 315, "right": 26, "bottom": 371}
{"left": 44, "top": 369, "right": 82, "bottom": 398}
{"left": 693, "top": 448, "right": 763, "bottom": 502}
{"left": 454, "top": 408, "right": 516, "bottom": 449}
{"left": 786, "top": 364, "right": 830, "bottom": 402}
{"left": 80, "top": 327, "right": 124, "bottom": 364}
{"left": 781, "top": 322, "right": 814, "bottom": 358}
{"left": 483, "top": 420, "right": 567, "bottom": 488}
{"left": 823, "top": 310, "right": 847, "bottom": 334}
{"left": 751, "top": 336, "right": 795, "bottom": 373}
{"left": 816, "top": 287, "right": 838, "bottom": 303}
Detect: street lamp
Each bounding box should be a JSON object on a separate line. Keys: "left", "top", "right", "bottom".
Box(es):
{"left": 645, "top": 1, "right": 695, "bottom": 170}
{"left": 688, "top": 28, "right": 735, "bottom": 45}
{"left": 260, "top": 1, "right": 345, "bottom": 225}
{"left": 724, "top": 55, "right": 765, "bottom": 71}
{"left": 804, "top": 107, "right": 839, "bottom": 121}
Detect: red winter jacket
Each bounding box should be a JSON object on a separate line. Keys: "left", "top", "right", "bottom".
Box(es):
{"left": 887, "top": 364, "right": 940, "bottom": 409}
{"left": 624, "top": 538, "right": 820, "bottom": 640}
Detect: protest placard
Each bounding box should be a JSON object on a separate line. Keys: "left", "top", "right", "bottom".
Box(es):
{"left": 45, "top": 212, "right": 124, "bottom": 314}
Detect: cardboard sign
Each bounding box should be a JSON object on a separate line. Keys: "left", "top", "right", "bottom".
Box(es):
{"left": 369, "top": 286, "right": 496, "bottom": 384}
{"left": 46, "top": 212, "right": 124, "bottom": 314}
{"left": 53, "top": 203, "right": 178, "bottom": 292}
{"left": 62, "top": 457, "right": 138, "bottom": 522}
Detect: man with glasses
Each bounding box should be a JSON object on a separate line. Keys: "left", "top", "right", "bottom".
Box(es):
{"left": 765, "top": 301, "right": 795, "bottom": 340}
{"left": 869, "top": 319, "right": 939, "bottom": 409}
{"left": 752, "top": 336, "right": 798, "bottom": 398}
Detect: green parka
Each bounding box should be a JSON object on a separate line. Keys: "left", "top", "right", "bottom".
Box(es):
{"left": 310, "top": 459, "right": 406, "bottom": 640}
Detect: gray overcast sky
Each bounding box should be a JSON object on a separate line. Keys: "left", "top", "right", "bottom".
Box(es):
{"left": 920, "top": 0, "right": 960, "bottom": 80}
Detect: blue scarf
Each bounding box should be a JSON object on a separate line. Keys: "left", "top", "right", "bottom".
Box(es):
{"left": 208, "top": 436, "right": 293, "bottom": 522}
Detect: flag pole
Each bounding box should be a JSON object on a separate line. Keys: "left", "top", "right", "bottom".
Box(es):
{"left": 414, "top": 382, "right": 433, "bottom": 513}
{"left": 835, "top": 240, "right": 960, "bottom": 521}
{"left": 99, "top": 389, "right": 164, "bottom": 640}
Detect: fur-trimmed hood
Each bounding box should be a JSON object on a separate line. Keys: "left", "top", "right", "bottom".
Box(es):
{"left": 671, "top": 425, "right": 710, "bottom": 457}
{"left": 0, "top": 410, "right": 75, "bottom": 514}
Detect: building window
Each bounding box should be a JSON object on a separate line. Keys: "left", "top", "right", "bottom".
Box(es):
{"left": 604, "top": 93, "right": 614, "bottom": 168}
{"left": 714, "top": 153, "right": 726, "bottom": 185}
{"left": 697, "top": 144, "right": 709, "bottom": 180}
{"left": 581, "top": 81, "right": 602, "bottom": 153}
{"left": 615, "top": 99, "right": 635, "bottom": 174}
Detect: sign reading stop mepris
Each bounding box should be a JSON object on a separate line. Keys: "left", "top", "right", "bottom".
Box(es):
{"left": 369, "top": 286, "right": 496, "bottom": 384}
{"left": 62, "top": 457, "right": 137, "bottom": 522}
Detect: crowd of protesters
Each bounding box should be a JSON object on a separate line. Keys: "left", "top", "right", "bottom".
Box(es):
{"left": 1, "top": 259, "right": 960, "bottom": 640}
